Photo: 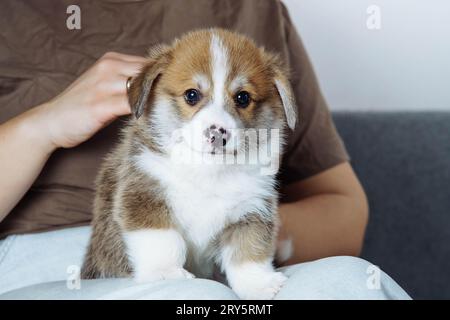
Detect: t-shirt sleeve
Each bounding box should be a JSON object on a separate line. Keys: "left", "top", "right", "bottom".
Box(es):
{"left": 278, "top": 3, "right": 350, "bottom": 185}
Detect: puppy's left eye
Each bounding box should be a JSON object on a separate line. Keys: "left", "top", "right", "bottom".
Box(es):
{"left": 234, "top": 91, "right": 251, "bottom": 108}
{"left": 184, "top": 89, "right": 201, "bottom": 106}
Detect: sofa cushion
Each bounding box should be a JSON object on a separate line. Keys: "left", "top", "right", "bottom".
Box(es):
{"left": 333, "top": 111, "right": 450, "bottom": 299}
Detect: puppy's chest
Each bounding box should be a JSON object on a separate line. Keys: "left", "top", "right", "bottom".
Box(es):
{"left": 166, "top": 169, "right": 272, "bottom": 249}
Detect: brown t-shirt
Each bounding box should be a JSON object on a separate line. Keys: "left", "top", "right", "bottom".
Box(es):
{"left": 0, "top": 0, "right": 349, "bottom": 239}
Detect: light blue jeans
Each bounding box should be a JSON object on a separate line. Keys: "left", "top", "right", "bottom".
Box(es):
{"left": 0, "top": 226, "right": 411, "bottom": 299}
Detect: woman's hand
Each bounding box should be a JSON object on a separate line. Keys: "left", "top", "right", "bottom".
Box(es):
{"left": 36, "top": 52, "right": 146, "bottom": 149}
{"left": 0, "top": 52, "right": 146, "bottom": 221}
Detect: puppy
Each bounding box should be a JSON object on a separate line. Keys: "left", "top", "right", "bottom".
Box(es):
{"left": 81, "top": 28, "right": 297, "bottom": 300}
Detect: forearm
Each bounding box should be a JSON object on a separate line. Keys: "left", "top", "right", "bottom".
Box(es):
{"left": 0, "top": 104, "right": 56, "bottom": 222}
{"left": 277, "top": 183, "right": 368, "bottom": 265}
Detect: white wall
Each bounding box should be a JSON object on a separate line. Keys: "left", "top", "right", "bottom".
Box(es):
{"left": 283, "top": 0, "right": 450, "bottom": 111}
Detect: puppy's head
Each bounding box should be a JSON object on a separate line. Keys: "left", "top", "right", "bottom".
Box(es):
{"left": 128, "top": 29, "right": 296, "bottom": 158}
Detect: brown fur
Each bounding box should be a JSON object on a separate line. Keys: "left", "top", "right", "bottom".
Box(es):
{"left": 81, "top": 121, "right": 176, "bottom": 278}
{"left": 218, "top": 198, "right": 279, "bottom": 264}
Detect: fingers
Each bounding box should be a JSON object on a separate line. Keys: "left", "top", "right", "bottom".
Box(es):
{"left": 96, "top": 58, "right": 144, "bottom": 78}
{"left": 93, "top": 52, "right": 146, "bottom": 80}
{"left": 97, "top": 55, "right": 146, "bottom": 83}
{"left": 102, "top": 51, "right": 147, "bottom": 64}
{"left": 93, "top": 52, "right": 146, "bottom": 118}
{"left": 117, "top": 60, "right": 145, "bottom": 78}
{"left": 91, "top": 93, "right": 131, "bottom": 130}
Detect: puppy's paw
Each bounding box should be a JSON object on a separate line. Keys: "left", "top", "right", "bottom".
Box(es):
{"left": 231, "top": 270, "right": 287, "bottom": 300}
{"left": 134, "top": 267, "right": 195, "bottom": 283}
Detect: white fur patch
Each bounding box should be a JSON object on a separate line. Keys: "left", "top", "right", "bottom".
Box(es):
{"left": 123, "top": 229, "right": 193, "bottom": 282}
{"left": 211, "top": 34, "right": 228, "bottom": 107}
{"left": 149, "top": 97, "right": 182, "bottom": 151}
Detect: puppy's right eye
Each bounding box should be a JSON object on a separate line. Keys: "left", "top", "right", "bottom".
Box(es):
{"left": 184, "top": 89, "right": 201, "bottom": 106}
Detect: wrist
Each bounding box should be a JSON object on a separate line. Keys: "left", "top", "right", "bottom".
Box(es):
{"left": 19, "top": 103, "right": 59, "bottom": 156}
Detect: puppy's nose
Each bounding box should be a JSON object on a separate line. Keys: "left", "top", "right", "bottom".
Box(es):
{"left": 204, "top": 124, "right": 228, "bottom": 147}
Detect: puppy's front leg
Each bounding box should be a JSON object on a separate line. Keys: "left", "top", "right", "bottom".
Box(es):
{"left": 117, "top": 181, "right": 194, "bottom": 283}
{"left": 219, "top": 214, "right": 287, "bottom": 300}
{"left": 124, "top": 228, "right": 194, "bottom": 283}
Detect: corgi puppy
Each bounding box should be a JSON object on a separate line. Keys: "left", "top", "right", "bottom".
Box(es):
{"left": 81, "top": 28, "right": 297, "bottom": 300}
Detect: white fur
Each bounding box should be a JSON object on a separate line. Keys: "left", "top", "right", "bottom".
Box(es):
{"left": 149, "top": 97, "right": 182, "bottom": 151}
{"left": 123, "top": 229, "right": 194, "bottom": 283}
{"left": 220, "top": 249, "right": 287, "bottom": 300}
{"left": 211, "top": 34, "right": 228, "bottom": 108}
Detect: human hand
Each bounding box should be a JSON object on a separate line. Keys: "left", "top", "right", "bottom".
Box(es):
{"left": 34, "top": 52, "right": 146, "bottom": 149}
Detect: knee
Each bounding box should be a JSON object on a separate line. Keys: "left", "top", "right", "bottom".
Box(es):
{"left": 304, "top": 256, "right": 378, "bottom": 284}
{"left": 321, "top": 256, "right": 375, "bottom": 274}
{"left": 275, "top": 256, "right": 381, "bottom": 299}
{"left": 276, "top": 256, "right": 411, "bottom": 299}
{"left": 282, "top": 256, "right": 375, "bottom": 279}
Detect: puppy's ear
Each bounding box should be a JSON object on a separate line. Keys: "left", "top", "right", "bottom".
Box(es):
{"left": 274, "top": 70, "right": 297, "bottom": 130}
{"left": 128, "top": 45, "right": 171, "bottom": 119}
{"left": 267, "top": 54, "right": 297, "bottom": 130}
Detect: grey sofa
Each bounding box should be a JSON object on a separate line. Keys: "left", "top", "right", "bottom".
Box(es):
{"left": 332, "top": 112, "right": 450, "bottom": 299}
